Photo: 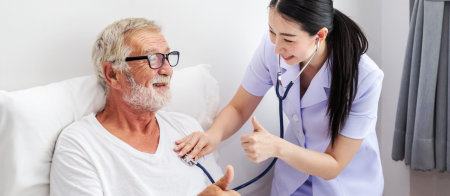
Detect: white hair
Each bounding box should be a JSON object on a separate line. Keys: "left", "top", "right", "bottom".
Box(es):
{"left": 91, "top": 18, "right": 161, "bottom": 90}
{"left": 123, "top": 73, "right": 172, "bottom": 112}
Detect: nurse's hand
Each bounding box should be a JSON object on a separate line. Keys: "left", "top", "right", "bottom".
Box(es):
{"left": 241, "top": 117, "right": 282, "bottom": 163}
{"left": 174, "top": 131, "right": 220, "bottom": 160}
{"left": 197, "top": 165, "right": 241, "bottom": 196}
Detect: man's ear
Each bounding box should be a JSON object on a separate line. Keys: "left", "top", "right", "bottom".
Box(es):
{"left": 102, "top": 62, "right": 122, "bottom": 90}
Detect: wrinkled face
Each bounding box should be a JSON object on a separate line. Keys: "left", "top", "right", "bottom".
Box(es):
{"left": 121, "top": 29, "right": 173, "bottom": 112}
{"left": 268, "top": 8, "right": 318, "bottom": 65}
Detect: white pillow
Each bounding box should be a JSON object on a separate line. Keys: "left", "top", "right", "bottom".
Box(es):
{"left": 164, "top": 64, "right": 220, "bottom": 130}
{"left": 0, "top": 64, "right": 219, "bottom": 196}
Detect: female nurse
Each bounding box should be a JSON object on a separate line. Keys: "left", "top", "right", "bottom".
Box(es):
{"left": 175, "top": 0, "right": 384, "bottom": 195}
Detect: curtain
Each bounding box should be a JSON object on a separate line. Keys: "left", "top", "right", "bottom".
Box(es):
{"left": 392, "top": 0, "right": 450, "bottom": 171}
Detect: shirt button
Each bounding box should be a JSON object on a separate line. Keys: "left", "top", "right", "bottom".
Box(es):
{"left": 293, "top": 114, "right": 299, "bottom": 121}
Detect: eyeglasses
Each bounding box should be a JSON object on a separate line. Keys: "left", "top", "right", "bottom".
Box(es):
{"left": 125, "top": 51, "right": 180, "bottom": 69}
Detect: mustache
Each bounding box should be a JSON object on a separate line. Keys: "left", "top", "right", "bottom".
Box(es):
{"left": 151, "top": 75, "right": 171, "bottom": 85}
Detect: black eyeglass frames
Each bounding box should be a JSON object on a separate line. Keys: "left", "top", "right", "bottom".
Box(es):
{"left": 124, "top": 51, "right": 180, "bottom": 69}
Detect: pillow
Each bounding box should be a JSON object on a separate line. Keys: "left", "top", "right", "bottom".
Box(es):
{"left": 164, "top": 64, "right": 220, "bottom": 130}
{"left": 0, "top": 64, "right": 219, "bottom": 196}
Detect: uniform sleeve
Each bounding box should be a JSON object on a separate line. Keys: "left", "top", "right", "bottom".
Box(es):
{"left": 339, "top": 68, "right": 384, "bottom": 139}
{"left": 50, "top": 135, "right": 102, "bottom": 196}
{"left": 241, "top": 32, "right": 274, "bottom": 96}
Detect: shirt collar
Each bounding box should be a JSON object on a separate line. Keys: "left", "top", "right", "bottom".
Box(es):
{"left": 278, "top": 57, "right": 299, "bottom": 88}
{"left": 279, "top": 56, "right": 331, "bottom": 87}
{"left": 300, "top": 58, "right": 331, "bottom": 108}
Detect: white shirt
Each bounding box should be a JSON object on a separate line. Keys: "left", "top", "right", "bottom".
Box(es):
{"left": 242, "top": 32, "right": 384, "bottom": 196}
{"left": 50, "top": 111, "right": 222, "bottom": 196}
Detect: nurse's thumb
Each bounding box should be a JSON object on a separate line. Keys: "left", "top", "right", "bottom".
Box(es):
{"left": 215, "top": 165, "right": 234, "bottom": 190}
{"left": 251, "top": 116, "right": 263, "bottom": 132}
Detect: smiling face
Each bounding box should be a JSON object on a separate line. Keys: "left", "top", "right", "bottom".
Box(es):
{"left": 120, "top": 29, "right": 173, "bottom": 112}
{"left": 268, "top": 8, "right": 318, "bottom": 66}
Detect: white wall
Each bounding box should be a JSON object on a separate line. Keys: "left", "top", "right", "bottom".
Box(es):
{"left": 0, "top": 0, "right": 272, "bottom": 195}
{"left": 3, "top": 0, "right": 447, "bottom": 195}
{"left": 380, "top": 0, "right": 411, "bottom": 195}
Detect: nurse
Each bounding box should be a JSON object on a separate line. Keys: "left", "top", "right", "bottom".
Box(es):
{"left": 175, "top": 0, "right": 384, "bottom": 195}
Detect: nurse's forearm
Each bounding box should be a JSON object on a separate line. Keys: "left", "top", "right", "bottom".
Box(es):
{"left": 274, "top": 139, "right": 341, "bottom": 180}
{"left": 208, "top": 86, "right": 263, "bottom": 142}
{"left": 208, "top": 104, "right": 248, "bottom": 141}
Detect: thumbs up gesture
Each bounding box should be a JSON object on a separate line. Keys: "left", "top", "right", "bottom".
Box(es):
{"left": 240, "top": 117, "right": 281, "bottom": 163}
{"left": 197, "top": 165, "right": 240, "bottom": 196}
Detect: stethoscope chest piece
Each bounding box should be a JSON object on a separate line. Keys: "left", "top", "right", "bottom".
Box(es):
{"left": 181, "top": 153, "right": 197, "bottom": 166}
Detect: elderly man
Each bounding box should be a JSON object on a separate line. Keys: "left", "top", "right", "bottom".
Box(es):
{"left": 50, "top": 18, "right": 239, "bottom": 196}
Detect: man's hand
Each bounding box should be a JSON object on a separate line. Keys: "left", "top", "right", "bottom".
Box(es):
{"left": 197, "top": 165, "right": 240, "bottom": 196}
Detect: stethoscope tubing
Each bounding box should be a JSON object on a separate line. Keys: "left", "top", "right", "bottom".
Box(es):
{"left": 195, "top": 77, "right": 291, "bottom": 191}
{"left": 195, "top": 79, "right": 288, "bottom": 191}
{"left": 195, "top": 37, "right": 320, "bottom": 191}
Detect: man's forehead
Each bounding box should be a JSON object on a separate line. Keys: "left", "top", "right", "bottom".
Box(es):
{"left": 126, "top": 30, "right": 170, "bottom": 55}
{"left": 143, "top": 47, "right": 170, "bottom": 54}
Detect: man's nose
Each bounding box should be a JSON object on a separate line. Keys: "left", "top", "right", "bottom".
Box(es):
{"left": 158, "top": 59, "right": 172, "bottom": 75}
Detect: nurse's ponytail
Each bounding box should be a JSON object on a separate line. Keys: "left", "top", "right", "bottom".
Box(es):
{"left": 326, "top": 9, "right": 367, "bottom": 146}
{"left": 270, "top": 0, "right": 368, "bottom": 146}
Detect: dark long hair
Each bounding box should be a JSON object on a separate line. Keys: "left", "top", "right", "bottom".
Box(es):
{"left": 269, "top": 0, "right": 368, "bottom": 146}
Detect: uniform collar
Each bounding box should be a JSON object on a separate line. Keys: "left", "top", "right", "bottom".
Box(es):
{"left": 277, "top": 56, "right": 331, "bottom": 108}
{"left": 278, "top": 56, "right": 331, "bottom": 87}
{"left": 300, "top": 58, "right": 331, "bottom": 108}
{"left": 278, "top": 57, "right": 299, "bottom": 88}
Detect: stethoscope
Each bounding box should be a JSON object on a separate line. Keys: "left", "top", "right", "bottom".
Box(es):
{"left": 182, "top": 37, "right": 320, "bottom": 191}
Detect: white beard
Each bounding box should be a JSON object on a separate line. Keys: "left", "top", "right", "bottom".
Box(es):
{"left": 123, "top": 73, "right": 171, "bottom": 112}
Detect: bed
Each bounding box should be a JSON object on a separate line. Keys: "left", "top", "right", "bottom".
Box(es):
{"left": 0, "top": 64, "right": 221, "bottom": 196}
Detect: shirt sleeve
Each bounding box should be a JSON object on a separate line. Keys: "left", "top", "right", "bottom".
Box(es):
{"left": 241, "top": 32, "right": 274, "bottom": 96}
{"left": 50, "top": 134, "right": 102, "bottom": 196}
{"left": 339, "top": 67, "right": 384, "bottom": 139}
